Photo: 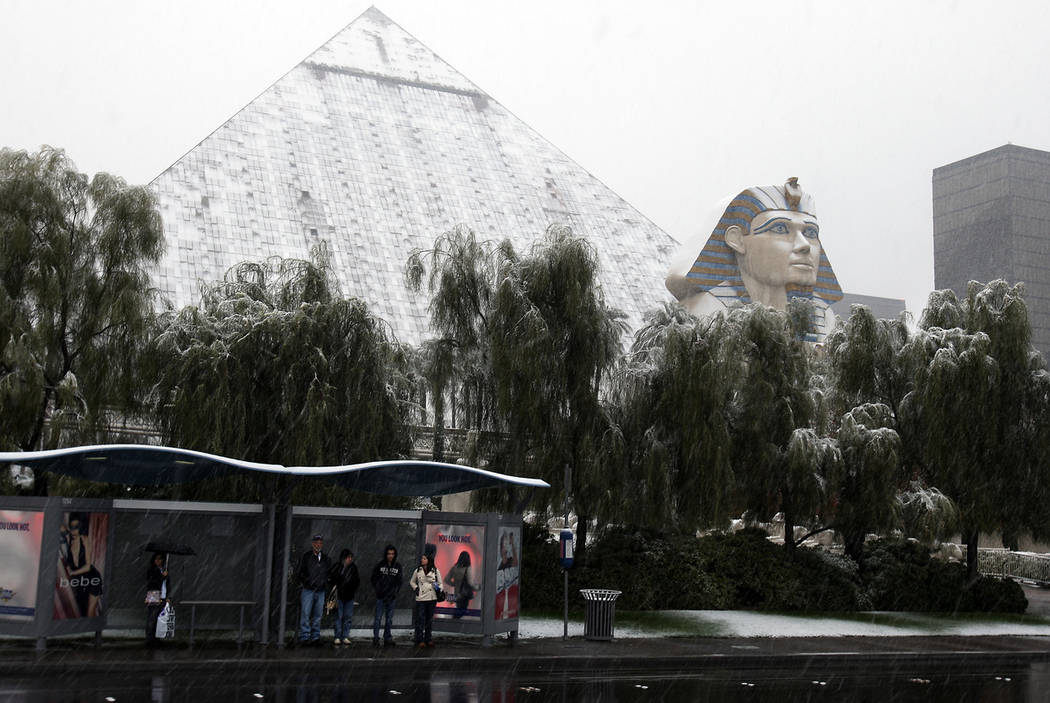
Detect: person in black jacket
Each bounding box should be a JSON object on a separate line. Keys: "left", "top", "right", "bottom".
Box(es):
{"left": 297, "top": 534, "right": 331, "bottom": 645}
{"left": 370, "top": 544, "right": 402, "bottom": 646}
{"left": 329, "top": 548, "right": 360, "bottom": 645}
{"left": 144, "top": 552, "right": 169, "bottom": 646}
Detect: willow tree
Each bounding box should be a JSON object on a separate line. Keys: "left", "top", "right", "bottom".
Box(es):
{"left": 913, "top": 281, "right": 1050, "bottom": 578}
{"left": 728, "top": 302, "right": 834, "bottom": 552}
{"left": 406, "top": 224, "right": 622, "bottom": 546}
{"left": 599, "top": 303, "right": 738, "bottom": 533}
{"left": 487, "top": 225, "right": 624, "bottom": 549}
{"left": 405, "top": 225, "right": 513, "bottom": 443}
{"left": 147, "top": 251, "right": 413, "bottom": 503}
{"left": 826, "top": 403, "right": 902, "bottom": 560}
{"left": 0, "top": 147, "right": 164, "bottom": 494}
{"left": 416, "top": 338, "right": 455, "bottom": 461}
{"left": 826, "top": 306, "right": 924, "bottom": 476}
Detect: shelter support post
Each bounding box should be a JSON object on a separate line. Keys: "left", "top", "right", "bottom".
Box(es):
{"left": 276, "top": 502, "right": 293, "bottom": 648}
{"left": 563, "top": 463, "right": 570, "bottom": 641}
{"left": 261, "top": 503, "right": 275, "bottom": 646}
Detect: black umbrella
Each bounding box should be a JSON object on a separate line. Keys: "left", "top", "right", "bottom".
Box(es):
{"left": 143, "top": 541, "right": 196, "bottom": 556}
{"left": 144, "top": 541, "right": 196, "bottom": 569}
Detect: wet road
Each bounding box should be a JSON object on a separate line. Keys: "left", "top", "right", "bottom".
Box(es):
{"left": 3, "top": 661, "right": 1049, "bottom": 702}
{"left": 3, "top": 633, "right": 1050, "bottom": 702}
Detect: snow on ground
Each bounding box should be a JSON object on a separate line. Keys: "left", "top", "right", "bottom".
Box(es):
{"left": 518, "top": 611, "right": 1050, "bottom": 639}
{"left": 517, "top": 619, "right": 655, "bottom": 640}
{"left": 668, "top": 611, "right": 1050, "bottom": 638}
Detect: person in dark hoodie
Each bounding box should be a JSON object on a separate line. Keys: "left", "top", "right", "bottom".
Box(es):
{"left": 329, "top": 548, "right": 360, "bottom": 645}
{"left": 297, "top": 534, "right": 331, "bottom": 645}
{"left": 370, "top": 544, "right": 402, "bottom": 646}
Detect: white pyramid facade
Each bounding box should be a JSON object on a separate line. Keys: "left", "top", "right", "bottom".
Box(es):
{"left": 150, "top": 8, "right": 678, "bottom": 344}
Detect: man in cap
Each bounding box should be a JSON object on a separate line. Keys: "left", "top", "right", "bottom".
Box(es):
{"left": 297, "top": 534, "right": 332, "bottom": 645}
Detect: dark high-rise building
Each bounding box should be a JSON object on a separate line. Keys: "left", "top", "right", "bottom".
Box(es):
{"left": 831, "top": 293, "right": 906, "bottom": 323}
{"left": 933, "top": 144, "right": 1050, "bottom": 354}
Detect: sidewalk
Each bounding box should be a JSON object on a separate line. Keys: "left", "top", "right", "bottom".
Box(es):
{"left": 523, "top": 584, "right": 1050, "bottom": 639}
{"left": 3, "top": 609, "right": 1049, "bottom": 677}
{"left": 3, "top": 586, "right": 1048, "bottom": 676}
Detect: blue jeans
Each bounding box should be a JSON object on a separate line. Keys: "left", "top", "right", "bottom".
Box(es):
{"left": 373, "top": 598, "right": 395, "bottom": 641}
{"left": 334, "top": 599, "right": 355, "bottom": 639}
{"left": 299, "top": 588, "right": 324, "bottom": 641}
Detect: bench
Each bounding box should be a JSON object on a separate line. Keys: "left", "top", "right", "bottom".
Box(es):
{"left": 180, "top": 600, "right": 256, "bottom": 647}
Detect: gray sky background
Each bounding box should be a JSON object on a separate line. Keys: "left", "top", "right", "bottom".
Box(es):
{"left": 3, "top": 0, "right": 1050, "bottom": 317}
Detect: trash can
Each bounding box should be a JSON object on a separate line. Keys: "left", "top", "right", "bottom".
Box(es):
{"left": 580, "top": 588, "right": 621, "bottom": 641}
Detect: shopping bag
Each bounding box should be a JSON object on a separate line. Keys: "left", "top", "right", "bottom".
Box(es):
{"left": 155, "top": 602, "right": 176, "bottom": 639}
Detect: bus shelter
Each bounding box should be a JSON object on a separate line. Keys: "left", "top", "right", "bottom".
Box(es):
{"left": 281, "top": 506, "right": 522, "bottom": 645}
{"left": 0, "top": 445, "right": 546, "bottom": 648}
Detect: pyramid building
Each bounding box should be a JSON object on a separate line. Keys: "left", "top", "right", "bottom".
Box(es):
{"left": 150, "top": 7, "right": 678, "bottom": 343}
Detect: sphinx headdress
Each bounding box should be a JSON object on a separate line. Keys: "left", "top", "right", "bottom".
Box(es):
{"left": 667, "top": 178, "right": 843, "bottom": 305}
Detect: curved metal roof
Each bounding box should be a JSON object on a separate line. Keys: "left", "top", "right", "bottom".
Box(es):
{"left": 0, "top": 445, "right": 549, "bottom": 496}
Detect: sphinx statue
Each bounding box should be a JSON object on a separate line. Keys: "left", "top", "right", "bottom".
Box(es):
{"left": 665, "top": 178, "right": 843, "bottom": 342}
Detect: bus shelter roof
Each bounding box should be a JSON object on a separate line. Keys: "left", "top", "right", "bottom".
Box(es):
{"left": 0, "top": 444, "right": 549, "bottom": 496}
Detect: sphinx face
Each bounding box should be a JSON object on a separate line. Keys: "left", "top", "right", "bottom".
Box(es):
{"left": 738, "top": 209, "right": 821, "bottom": 289}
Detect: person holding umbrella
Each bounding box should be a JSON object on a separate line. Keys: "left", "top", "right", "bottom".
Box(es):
{"left": 141, "top": 541, "right": 193, "bottom": 646}
{"left": 144, "top": 552, "right": 169, "bottom": 646}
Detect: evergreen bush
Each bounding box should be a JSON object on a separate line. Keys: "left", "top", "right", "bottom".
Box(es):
{"left": 861, "top": 539, "right": 1027, "bottom": 613}
{"left": 521, "top": 527, "right": 1028, "bottom": 614}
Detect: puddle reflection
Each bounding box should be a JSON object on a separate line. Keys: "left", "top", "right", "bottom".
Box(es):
{"left": 4, "top": 661, "right": 1049, "bottom": 702}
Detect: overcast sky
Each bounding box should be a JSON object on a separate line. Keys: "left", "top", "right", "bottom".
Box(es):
{"left": 3, "top": 0, "right": 1050, "bottom": 316}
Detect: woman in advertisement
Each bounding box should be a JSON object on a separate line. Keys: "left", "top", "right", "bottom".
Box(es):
{"left": 496, "top": 529, "right": 520, "bottom": 620}
{"left": 498, "top": 531, "right": 518, "bottom": 570}
{"left": 443, "top": 550, "right": 477, "bottom": 619}
{"left": 409, "top": 553, "right": 442, "bottom": 648}
{"left": 60, "top": 513, "right": 103, "bottom": 618}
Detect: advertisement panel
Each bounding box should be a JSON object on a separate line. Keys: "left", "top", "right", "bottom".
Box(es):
{"left": 494, "top": 525, "right": 520, "bottom": 621}
{"left": 53, "top": 511, "right": 108, "bottom": 620}
{"left": 424, "top": 523, "right": 484, "bottom": 620}
{"left": 0, "top": 510, "right": 45, "bottom": 621}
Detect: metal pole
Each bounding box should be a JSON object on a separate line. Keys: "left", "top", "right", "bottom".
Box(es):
{"left": 276, "top": 504, "right": 293, "bottom": 648}
{"left": 562, "top": 463, "right": 570, "bottom": 641}
{"left": 563, "top": 570, "right": 568, "bottom": 640}
{"left": 261, "top": 503, "right": 276, "bottom": 646}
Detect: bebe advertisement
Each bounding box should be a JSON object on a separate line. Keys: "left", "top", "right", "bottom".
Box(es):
{"left": 53, "top": 511, "right": 108, "bottom": 620}
{"left": 494, "top": 525, "right": 520, "bottom": 621}
{"left": 425, "top": 523, "right": 484, "bottom": 620}
{"left": 0, "top": 510, "right": 45, "bottom": 621}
